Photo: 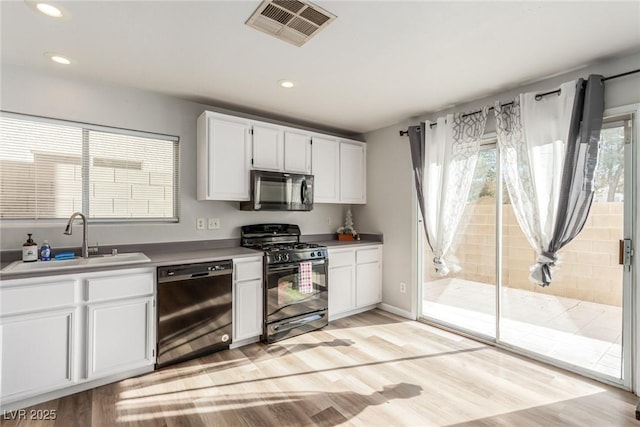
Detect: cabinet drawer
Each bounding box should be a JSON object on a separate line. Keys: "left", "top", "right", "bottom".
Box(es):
{"left": 1, "top": 280, "right": 76, "bottom": 316}
{"left": 328, "top": 249, "right": 355, "bottom": 268}
{"left": 87, "top": 272, "right": 154, "bottom": 302}
{"left": 356, "top": 247, "right": 381, "bottom": 264}
{"left": 234, "top": 258, "right": 263, "bottom": 282}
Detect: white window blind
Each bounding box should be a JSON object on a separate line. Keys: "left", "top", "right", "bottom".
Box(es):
{"left": 0, "top": 112, "right": 179, "bottom": 221}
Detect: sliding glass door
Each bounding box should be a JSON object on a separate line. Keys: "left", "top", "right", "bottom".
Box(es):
{"left": 419, "top": 112, "right": 634, "bottom": 387}
{"left": 421, "top": 143, "right": 498, "bottom": 340}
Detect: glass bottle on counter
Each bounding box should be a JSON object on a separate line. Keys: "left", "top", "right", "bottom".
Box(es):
{"left": 22, "top": 233, "right": 38, "bottom": 262}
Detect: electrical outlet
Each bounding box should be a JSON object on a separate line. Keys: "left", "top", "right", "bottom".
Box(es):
{"left": 208, "top": 217, "right": 220, "bottom": 230}
{"left": 400, "top": 282, "right": 406, "bottom": 293}
{"left": 196, "top": 218, "right": 205, "bottom": 230}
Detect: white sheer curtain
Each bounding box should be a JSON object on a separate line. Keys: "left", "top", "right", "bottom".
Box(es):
{"left": 423, "top": 108, "right": 489, "bottom": 275}
{"left": 495, "top": 76, "right": 604, "bottom": 286}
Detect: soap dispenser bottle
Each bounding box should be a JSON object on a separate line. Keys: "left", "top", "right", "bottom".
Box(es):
{"left": 22, "top": 234, "right": 38, "bottom": 262}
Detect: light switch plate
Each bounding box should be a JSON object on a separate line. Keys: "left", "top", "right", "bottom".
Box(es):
{"left": 208, "top": 217, "right": 220, "bottom": 229}
{"left": 196, "top": 218, "right": 205, "bottom": 230}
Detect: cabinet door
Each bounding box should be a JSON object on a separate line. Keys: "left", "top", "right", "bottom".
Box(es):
{"left": 1, "top": 309, "right": 74, "bottom": 400}
{"left": 87, "top": 297, "right": 153, "bottom": 379}
{"left": 340, "top": 141, "right": 366, "bottom": 204}
{"left": 284, "top": 131, "right": 311, "bottom": 174}
{"left": 328, "top": 265, "right": 356, "bottom": 318}
{"left": 202, "top": 115, "right": 251, "bottom": 201}
{"left": 253, "top": 125, "right": 283, "bottom": 171}
{"left": 311, "top": 136, "right": 340, "bottom": 203}
{"left": 234, "top": 279, "right": 263, "bottom": 341}
{"left": 356, "top": 262, "right": 381, "bottom": 307}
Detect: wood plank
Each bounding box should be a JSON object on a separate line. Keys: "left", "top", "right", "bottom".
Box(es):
{"left": 6, "top": 309, "right": 638, "bottom": 426}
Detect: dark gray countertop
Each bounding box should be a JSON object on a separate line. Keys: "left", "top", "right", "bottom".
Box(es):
{"left": 320, "top": 240, "right": 383, "bottom": 248}
{"left": 0, "top": 247, "right": 261, "bottom": 281}
{"left": 0, "top": 236, "right": 382, "bottom": 281}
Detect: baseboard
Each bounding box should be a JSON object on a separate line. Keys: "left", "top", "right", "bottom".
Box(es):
{"left": 329, "top": 305, "right": 377, "bottom": 322}
{"left": 230, "top": 336, "right": 260, "bottom": 349}
{"left": 378, "top": 303, "right": 416, "bottom": 320}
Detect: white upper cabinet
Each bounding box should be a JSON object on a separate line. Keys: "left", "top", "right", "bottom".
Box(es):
{"left": 252, "top": 125, "right": 284, "bottom": 171}
{"left": 311, "top": 136, "right": 340, "bottom": 203}
{"left": 284, "top": 131, "right": 311, "bottom": 174}
{"left": 339, "top": 140, "right": 367, "bottom": 204}
{"left": 197, "top": 112, "right": 252, "bottom": 201}
{"left": 197, "top": 110, "right": 366, "bottom": 204}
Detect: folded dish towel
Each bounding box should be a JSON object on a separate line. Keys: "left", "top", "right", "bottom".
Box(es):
{"left": 298, "top": 262, "right": 313, "bottom": 294}
{"left": 54, "top": 252, "right": 76, "bottom": 260}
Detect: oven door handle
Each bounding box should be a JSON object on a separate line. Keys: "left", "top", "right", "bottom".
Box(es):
{"left": 268, "top": 259, "right": 326, "bottom": 272}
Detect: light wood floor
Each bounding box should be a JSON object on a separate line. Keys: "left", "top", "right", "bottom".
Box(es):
{"left": 4, "top": 309, "right": 638, "bottom": 426}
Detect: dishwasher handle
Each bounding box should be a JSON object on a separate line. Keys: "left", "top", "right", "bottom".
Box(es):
{"left": 157, "top": 260, "right": 233, "bottom": 283}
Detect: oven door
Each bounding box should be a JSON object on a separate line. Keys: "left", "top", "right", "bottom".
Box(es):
{"left": 265, "top": 258, "right": 327, "bottom": 324}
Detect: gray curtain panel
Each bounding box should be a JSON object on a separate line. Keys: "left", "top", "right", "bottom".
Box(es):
{"left": 535, "top": 75, "right": 605, "bottom": 286}
{"left": 408, "top": 123, "right": 431, "bottom": 249}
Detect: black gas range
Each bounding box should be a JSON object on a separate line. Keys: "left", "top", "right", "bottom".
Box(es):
{"left": 241, "top": 224, "right": 328, "bottom": 343}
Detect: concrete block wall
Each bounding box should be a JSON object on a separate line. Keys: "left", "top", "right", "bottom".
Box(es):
{"left": 90, "top": 165, "right": 173, "bottom": 218}
{"left": 424, "top": 198, "right": 624, "bottom": 307}
{"left": 0, "top": 159, "right": 173, "bottom": 219}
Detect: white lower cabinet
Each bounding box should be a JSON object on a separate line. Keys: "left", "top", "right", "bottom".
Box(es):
{"left": 87, "top": 297, "right": 154, "bottom": 379}
{"left": 232, "top": 257, "right": 263, "bottom": 344}
{"left": 356, "top": 261, "right": 382, "bottom": 307}
{"left": 85, "top": 270, "right": 155, "bottom": 379}
{"left": 328, "top": 244, "right": 382, "bottom": 321}
{"left": 328, "top": 250, "right": 356, "bottom": 318}
{"left": 1, "top": 308, "right": 75, "bottom": 399}
{"left": 0, "top": 267, "right": 155, "bottom": 410}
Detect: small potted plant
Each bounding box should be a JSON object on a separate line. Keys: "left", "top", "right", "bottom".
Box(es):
{"left": 337, "top": 208, "right": 357, "bottom": 241}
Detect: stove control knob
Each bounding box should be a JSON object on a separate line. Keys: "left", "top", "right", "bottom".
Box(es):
{"left": 310, "top": 252, "right": 315, "bottom": 257}
{"left": 275, "top": 254, "right": 282, "bottom": 262}
{"left": 283, "top": 253, "right": 290, "bottom": 262}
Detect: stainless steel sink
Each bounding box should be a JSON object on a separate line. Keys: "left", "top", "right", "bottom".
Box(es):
{"left": 85, "top": 252, "right": 151, "bottom": 266}
{"left": 1, "top": 252, "right": 151, "bottom": 274}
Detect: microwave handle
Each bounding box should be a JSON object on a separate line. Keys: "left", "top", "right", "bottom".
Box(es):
{"left": 301, "top": 179, "right": 308, "bottom": 204}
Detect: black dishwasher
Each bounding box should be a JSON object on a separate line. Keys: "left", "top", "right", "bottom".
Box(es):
{"left": 156, "top": 260, "right": 233, "bottom": 369}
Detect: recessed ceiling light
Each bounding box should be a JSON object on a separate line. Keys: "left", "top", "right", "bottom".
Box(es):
{"left": 279, "top": 80, "right": 295, "bottom": 89}
{"left": 51, "top": 55, "right": 70, "bottom": 65}
{"left": 24, "top": 1, "right": 70, "bottom": 19}
{"left": 44, "top": 52, "right": 72, "bottom": 65}
{"left": 36, "top": 2, "right": 63, "bottom": 17}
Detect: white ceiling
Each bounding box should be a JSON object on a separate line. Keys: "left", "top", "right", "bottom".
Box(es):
{"left": 1, "top": 1, "right": 639, "bottom": 135}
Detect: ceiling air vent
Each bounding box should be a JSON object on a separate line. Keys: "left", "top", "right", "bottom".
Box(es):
{"left": 246, "top": 0, "right": 336, "bottom": 47}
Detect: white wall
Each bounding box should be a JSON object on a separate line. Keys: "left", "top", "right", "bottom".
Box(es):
{"left": 355, "top": 51, "right": 640, "bottom": 316}
{"left": 352, "top": 119, "right": 416, "bottom": 314}
{"left": 0, "top": 65, "right": 352, "bottom": 250}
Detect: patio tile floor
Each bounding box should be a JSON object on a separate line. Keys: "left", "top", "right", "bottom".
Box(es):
{"left": 422, "top": 278, "right": 622, "bottom": 378}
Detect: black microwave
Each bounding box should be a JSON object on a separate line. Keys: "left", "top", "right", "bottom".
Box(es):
{"left": 240, "top": 170, "right": 314, "bottom": 211}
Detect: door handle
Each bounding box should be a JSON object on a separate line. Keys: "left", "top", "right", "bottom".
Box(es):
{"left": 620, "top": 239, "right": 633, "bottom": 267}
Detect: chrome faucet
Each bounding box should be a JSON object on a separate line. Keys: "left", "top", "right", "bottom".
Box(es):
{"left": 63, "top": 212, "right": 89, "bottom": 258}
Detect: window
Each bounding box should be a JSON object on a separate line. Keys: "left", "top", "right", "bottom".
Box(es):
{"left": 0, "top": 112, "right": 179, "bottom": 221}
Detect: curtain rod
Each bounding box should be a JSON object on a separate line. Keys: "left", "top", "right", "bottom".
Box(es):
{"left": 399, "top": 68, "right": 640, "bottom": 136}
